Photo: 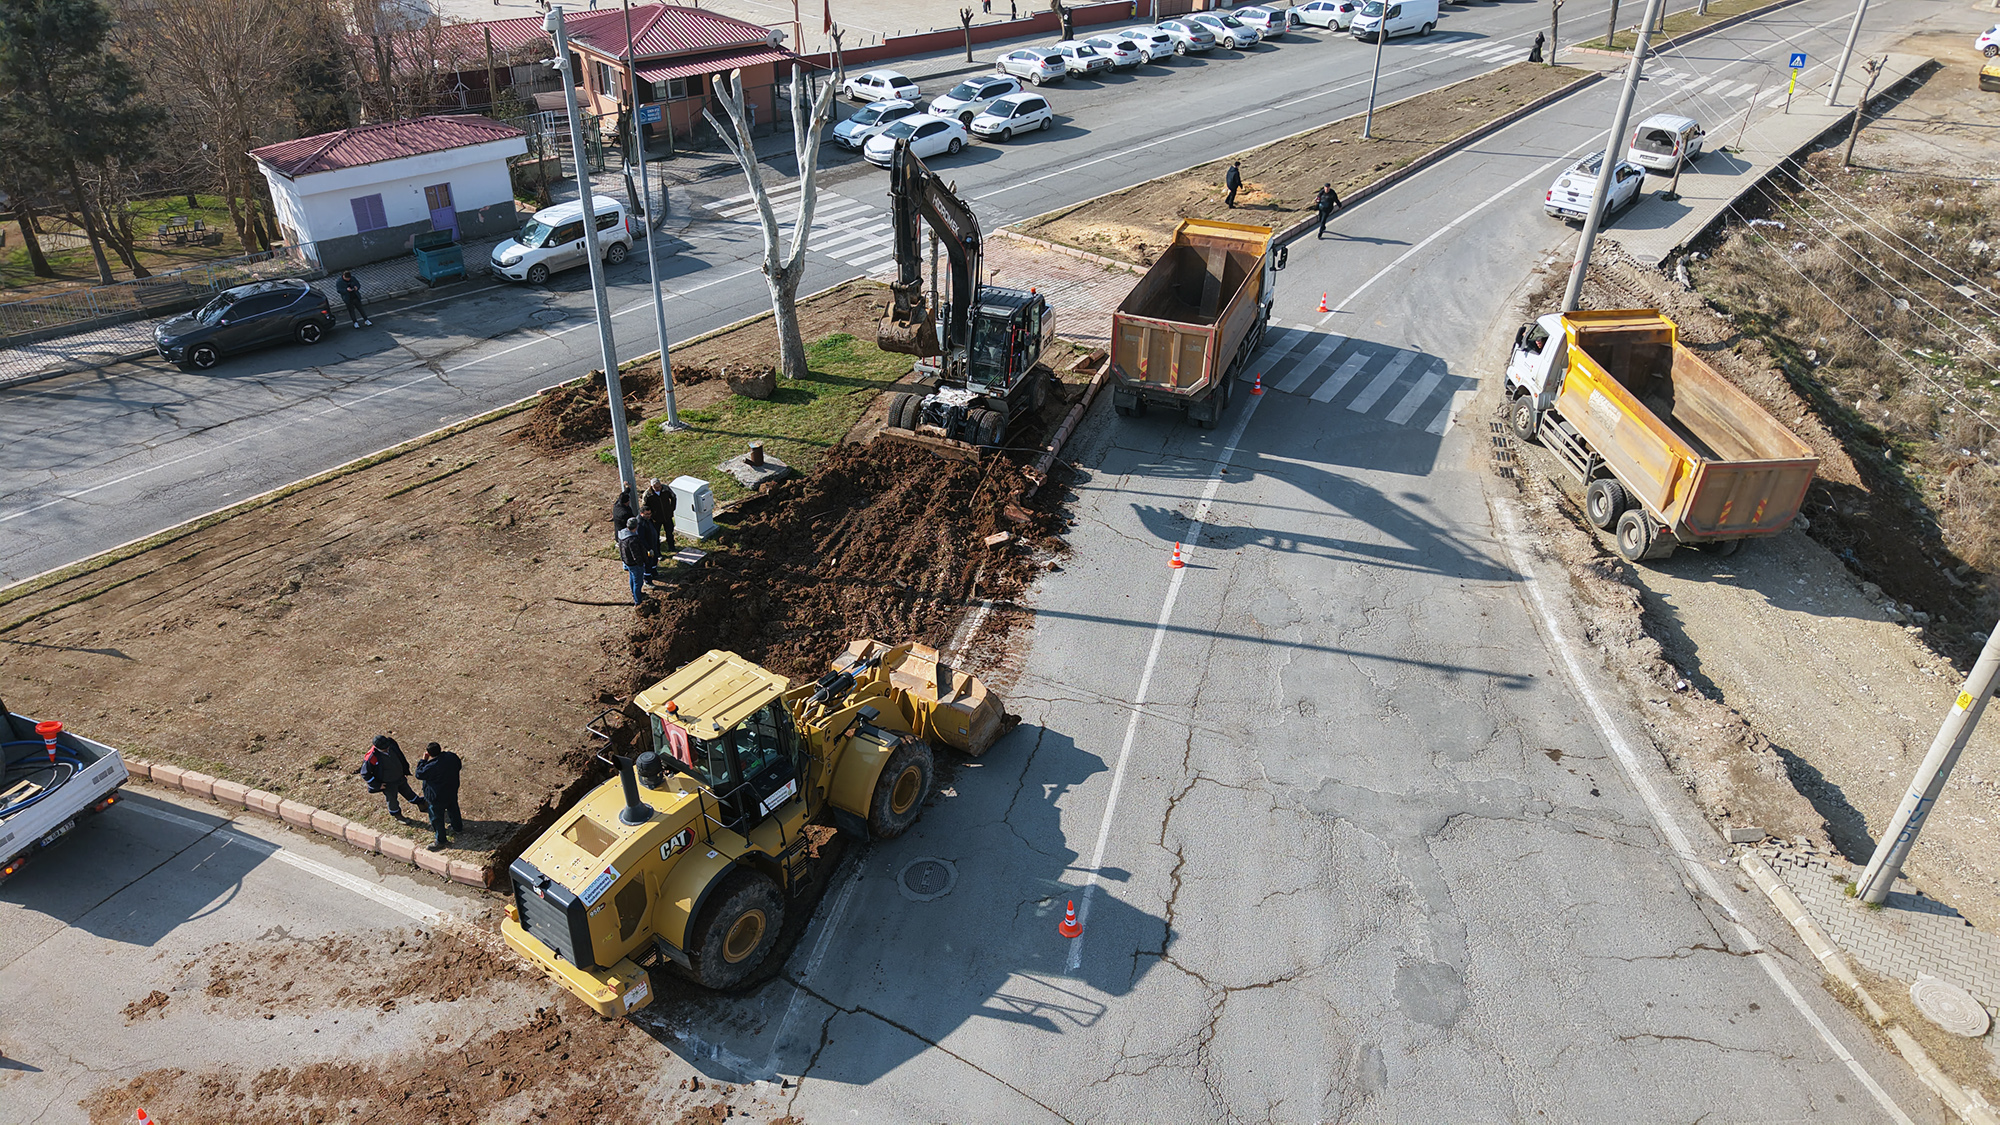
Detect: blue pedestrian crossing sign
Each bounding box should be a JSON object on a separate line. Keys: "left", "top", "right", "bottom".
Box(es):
{"left": 1789, "top": 51, "right": 1807, "bottom": 69}
{"left": 638, "top": 104, "right": 662, "bottom": 125}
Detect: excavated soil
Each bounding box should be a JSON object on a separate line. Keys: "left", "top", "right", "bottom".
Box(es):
{"left": 1022, "top": 62, "right": 1588, "bottom": 265}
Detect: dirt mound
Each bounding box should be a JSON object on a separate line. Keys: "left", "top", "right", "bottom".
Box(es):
{"left": 622, "top": 440, "right": 1063, "bottom": 691}
{"left": 518, "top": 363, "right": 667, "bottom": 451}
{"left": 168, "top": 925, "right": 524, "bottom": 1018}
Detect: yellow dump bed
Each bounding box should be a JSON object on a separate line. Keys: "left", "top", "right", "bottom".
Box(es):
{"left": 1111, "top": 219, "right": 1272, "bottom": 399}
{"left": 1558, "top": 310, "right": 1818, "bottom": 540}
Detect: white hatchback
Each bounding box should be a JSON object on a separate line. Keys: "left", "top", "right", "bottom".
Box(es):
{"left": 1544, "top": 150, "right": 1645, "bottom": 222}
{"left": 970, "top": 92, "right": 1055, "bottom": 141}
{"left": 842, "top": 70, "right": 919, "bottom": 103}
{"left": 863, "top": 114, "right": 970, "bottom": 166}
{"left": 997, "top": 47, "right": 1068, "bottom": 85}
{"left": 1050, "top": 41, "right": 1114, "bottom": 76}
{"left": 1116, "top": 25, "right": 1177, "bottom": 60}
{"left": 930, "top": 74, "right": 1025, "bottom": 123}
{"left": 1979, "top": 25, "right": 1999, "bottom": 57}
{"left": 831, "top": 98, "right": 919, "bottom": 150}
{"left": 1190, "top": 12, "right": 1262, "bottom": 47}
{"left": 1081, "top": 34, "right": 1146, "bottom": 67}
{"left": 1295, "top": 0, "right": 1359, "bottom": 27}
{"left": 1233, "top": 5, "right": 1298, "bottom": 35}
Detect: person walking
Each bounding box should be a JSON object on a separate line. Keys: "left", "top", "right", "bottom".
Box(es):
{"left": 617, "top": 517, "right": 653, "bottom": 604}
{"left": 1528, "top": 31, "right": 1546, "bottom": 62}
{"left": 337, "top": 270, "right": 372, "bottom": 328}
{"left": 415, "top": 742, "right": 464, "bottom": 851}
{"left": 1315, "top": 182, "right": 1342, "bottom": 238}
{"left": 359, "top": 735, "right": 426, "bottom": 820}
{"left": 1224, "top": 161, "right": 1242, "bottom": 209}
{"left": 643, "top": 478, "right": 677, "bottom": 554}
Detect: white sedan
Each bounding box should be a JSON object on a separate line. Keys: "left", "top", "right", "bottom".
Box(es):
{"left": 1233, "top": 5, "right": 1298, "bottom": 34}
{"left": 1294, "top": 0, "right": 1360, "bottom": 27}
{"left": 1050, "top": 41, "right": 1114, "bottom": 76}
{"left": 1116, "top": 25, "right": 1178, "bottom": 60}
{"left": 970, "top": 92, "right": 1055, "bottom": 141}
{"left": 1081, "top": 34, "right": 1147, "bottom": 67}
{"left": 831, "top": 98, "right": 919, "bottom": 150}
{"left": 997, "top": 47, "right": 1068, "bottom": 85}
{"left": 863, "top": 114, "right": 970, "bottom": 167}
{"left": 842, "top": 70, "right": 919, "bottom": 103}
{"left": 929, "top": 74, "right": 1024, "bottom": 123}
{"left": 1544, "top": 150, "right": 1646, "bottom": 222}
{"left": 1190, "top": 12, "right": 1261, "bottom": 47}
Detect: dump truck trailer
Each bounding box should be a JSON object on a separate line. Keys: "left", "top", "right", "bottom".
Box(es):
{"left": 1, "top": 699, "right": 129, "bottom": 881}
{"left": 1506, "top": 309, "right": 1819, "bottom": 562}
{"left": 1110, "top": 219, "right": 1282, "bottom": 427}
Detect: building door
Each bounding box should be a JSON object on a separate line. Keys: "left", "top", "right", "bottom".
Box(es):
{"left": 423, "top": 183, "right": 457, "bottom": 239}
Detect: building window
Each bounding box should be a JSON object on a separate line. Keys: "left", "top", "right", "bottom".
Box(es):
{"left": 595, "top": 60, "right": 621, "bottom": 97}
{"left": 350, "top": 194, "right": 387, "bottom": 233}
{"left": 424, "top": 183, "right": 454, "bottom": 211}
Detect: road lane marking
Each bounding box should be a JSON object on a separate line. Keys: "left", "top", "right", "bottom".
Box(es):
{"left": 1066, "top": 385, "right": 1265, "bottom": 972}
{"left": 1424, "top": 380, "right": 1476, "bottom": 435}
{"left": 1384, "top": 357, "right": 1446, "bottom": 424}
{"left": 1490, "top": 500, "right": 1916, "bottom": 1125}
{"left": 1310, "top": 349, "right": 1373, "bottom": 403}
{"left": 1276, "top": 334, "right": 1342, "bottom": 393}
{"left": 1346, "top": 348, "right": 1417, "bottom": 413}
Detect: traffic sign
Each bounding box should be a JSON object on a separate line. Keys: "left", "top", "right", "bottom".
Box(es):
{"left": 638, "top": 104, "right": 662, "bottom": 125}
{"left": 1789, "top": 51, "right": 1806, "bottom": 69}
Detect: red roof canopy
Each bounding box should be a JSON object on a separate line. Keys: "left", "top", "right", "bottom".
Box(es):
{"left": 637, "top": 45, "right": 795, "bottom": 83}
{"left": 251, "top": 116, "right": 524, "bottom": 178}
{"left": 370, "top": 5, "right": 777, "bottom": 68}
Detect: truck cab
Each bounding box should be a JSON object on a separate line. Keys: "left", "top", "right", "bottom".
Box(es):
{"left": 1505, "top": 312, "right": 1566, "bottom": 441}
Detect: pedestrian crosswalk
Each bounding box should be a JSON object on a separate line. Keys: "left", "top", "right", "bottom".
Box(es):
{"left": 1411, "top": 37, "right": 1784, "bottom": 106}
{"left": 1240, "top": 324, "right": 1477, "bottom": 436}
{"left": 702, "top": 180, "right": 898, "bottom": 273}
{"left": 1408, "top": 36, "right": 1533, "bottom": 64}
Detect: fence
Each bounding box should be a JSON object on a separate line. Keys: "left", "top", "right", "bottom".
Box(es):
{"left": 0, "top": 251, "right": 321, "bottom": 347}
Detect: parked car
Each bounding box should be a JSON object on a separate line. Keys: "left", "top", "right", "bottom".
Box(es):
{"left": 1233, "top": 6, "right": 1299, "bottom": 35}
{"left": 1050, "top": 40, "right": 1114, "bottom": 76}
{"left": 863, "top": 113, "right": 970, "bottom": 166}
{"left": 832, "top": 98, "right": 920, "bottom": 149}
{"left": 1081, "top": 34, "right": 1148, "bottom": 67}
{"left": 1117, "top": 25, "right": 1178, "bottom": 60}
{"left": 1627, "top": 113, "right": 1704, "bottom": 172}
{"left": 491, "top": 196, "right": 633, "bottom": 284}
{"left": 153, "top": 278, "right": 334, "bottom": 372}
{"left": 1294, "top": 0, "right": 1359, "bottom": 28}
{"left": 1544, "top": 150, "right": 1645, "bottom": 222}
{"left": 930, "top": 74, "right": 1025, "bottom": 123}
{"left": 842, "top": 70, "right": 920, "bottom": 102}
{"left": 969, "top": 91, "right": 1056, "bottom": 140}
{"left": 1979, "top": 25, "right": 1999, "bottom": 57}
{"left": 1190, "top": 12, "right": 1262, "bottom": 47}
{"left": 996, "top": 47, "right": 1068, "bottom": 85}
{"left": 1350, "top": 0, "right": 1436, "bottom": 40}
{"left": 1155, "top": 19, "right": 1218, "bottom": 53}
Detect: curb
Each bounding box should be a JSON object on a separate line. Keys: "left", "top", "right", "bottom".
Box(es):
{"left": 125, "top": 756, "right": 494, "bottom": 890}
{"left": 1739, "top": 853, "right": 2000, "bottom": 1125}
{"left": 991, "top": 229, "right": 1145, "bottom": 274}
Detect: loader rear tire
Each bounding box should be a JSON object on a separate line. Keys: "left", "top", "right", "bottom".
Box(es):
{"left": 868, "top": 739, "right": 934, "bottom": 840}
{"left": 1584, "top": 478, "right": 1627, "bottom": 530}
{"left": 686, "top": 871, "right": 785, "bottom": 991}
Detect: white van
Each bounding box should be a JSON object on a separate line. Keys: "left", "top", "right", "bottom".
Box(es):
{"left": 1627, "top": 114, "right": 1705, "bottom": 172}
{"left": 1350, "top": 0, "right": 1437, "bottom": 41}
{"left": 490, "top": 195, "right": 634, "bottom": 284}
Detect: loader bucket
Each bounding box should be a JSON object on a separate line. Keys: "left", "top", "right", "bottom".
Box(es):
{"left": 840, "top": 639, "right": 1007, "bottom": 756}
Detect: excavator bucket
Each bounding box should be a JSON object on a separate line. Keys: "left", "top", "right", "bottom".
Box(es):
{"left": 877, "top": 288, "right": 941, "bottom": 357}
{"left": 839, "top": 639, "right": 1006, "bottom": 756}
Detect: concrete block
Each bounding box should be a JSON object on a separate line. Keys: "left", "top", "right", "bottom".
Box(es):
{"left": 150, "top": 763, "right": 186, "bottom": 789}
{"left": 379, "top": 835, "right": 418, "bottom": 864}
{"left": 309, "top": 809, "right": 349, "bottom": 838}
{"left": 344, "top": 823, "right": 382, "bottom": 853}
{"left": 1725, "top": 826, "right": 1766, "bottom": 844}
{"left": 124, "top": 758, "right": 152, "bottom": 781}
{"left": 209, "top": 779, "right": 251, "bottom": 809}
{"left": 245, "top": 789, "right": 284, "bottom": 816}
{"left": 447, "top": 860, "right": 489, "bottom": 888}
{"left": 178, "top": 770, "right": 216, "bottom": 799}
{"left": 413, "top": 847, "right": 451, "bottom": 877}
{"left": 277, "top": 799, "right": 316, "bottom": 829}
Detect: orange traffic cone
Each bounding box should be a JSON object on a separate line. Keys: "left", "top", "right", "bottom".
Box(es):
{"left": 1250, "top": 373, "right": 1264, "bottom": 396}
{"left": 1317, "top": 292, "right": 1330, "bottom": 313}
{"left": 136, "top": 1112, "right": 154, "bottom": 1125}
{"left": 1169, "top": 542, "right": 1185, "bottom": 569}
{"left": 1059, "top": 900, "right": 1083, "bottom": 938}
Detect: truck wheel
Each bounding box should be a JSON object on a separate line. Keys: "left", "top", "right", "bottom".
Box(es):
{"left": 687, "top": 871, "right": 786, "bottom": 991}
{"left": 868, "top": 739, "right": 935, "bottom": 840}
{"left": 1614, "top": 509, "right": 1655, "bottom": 563}
{"left": 1584, "top": 478, "right": 1628, "bottom": 530}
{"left": 1509, "top": 396, "right": 1541, "bottom": 444}
{"left": 1710, "top": 538, "right": 1743, "bottom": 557}
{"left": 1030, "top": 370, "right": 1049, "bottom": 412}
{"left": 889, "top": 391, "right": 918, "bottom": 430}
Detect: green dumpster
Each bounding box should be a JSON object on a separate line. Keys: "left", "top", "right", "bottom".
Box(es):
{"left": 413, "top": 228, "right": 465, "bottom": 285}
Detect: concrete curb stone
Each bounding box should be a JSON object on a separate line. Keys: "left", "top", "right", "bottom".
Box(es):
{"left": 344, "top": 823, "right": 383, "bottom": 852}
{"left": 380, "top": 835, "right": 420, "bottom": 865}
{"left": 150, "top": 763, "right": 185, "bottom": 789}
{"left": 245, "top": 789, "right": 285, "bottom": 816}
{"left": 124, "top": 759, "right": 151, "bottom": 781}
{"left": 414, "top": 848, "right": 452, "bottom": 877}
{"left": 277, "top": 799, "right": 316, "bottom": 829}
{"left": 178, "top": 770, "right": 217, "bottom": 799}
{"left": 209, "top": 779, "right": 252, "bottom": 809}
{"left": 309, "top": 809, "right": 349, "bottom": 838}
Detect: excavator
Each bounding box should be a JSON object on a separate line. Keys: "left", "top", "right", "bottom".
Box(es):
{"left": 501, "top": 639, "right": 1004, "bottom": 1015}
{"left": 876, "top": 137, "right": 1054, "bottom": 449}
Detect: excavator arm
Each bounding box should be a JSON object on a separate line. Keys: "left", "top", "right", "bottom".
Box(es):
{"left": 877, "top": 139, "right": 983, "bottom": 358}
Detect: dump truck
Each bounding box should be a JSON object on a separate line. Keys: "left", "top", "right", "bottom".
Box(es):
{"left": 1110, "top": 218, "right": 1284, "bottom": 428}
{"left": 2, "top": 698, "right": 130, "bottom": 882}
{"left": 501, "top": 639, "right": 1004, "bottom": 1015}
{"left": 1506, "top": 309, "right": 1819, "bottom": 562}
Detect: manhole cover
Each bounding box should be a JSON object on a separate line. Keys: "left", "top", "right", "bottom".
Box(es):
{"left": 530, "top": 308, "right": 567, "bottom": 325}
{"left": 898, "top": 857, "right": 956, "bottom": 902}
{"left": 1911, "top": 974, "right": 1991, "bottom": 1037}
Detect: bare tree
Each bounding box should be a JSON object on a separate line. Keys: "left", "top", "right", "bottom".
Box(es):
{"left": 960, "top": 7, "right": 975, "bottom": 62}
{"left": 704, "top": 59, "right": 840, "bottom": 381}
{"left": 1548, "top": 0, "right": 1562, "bottom": 64}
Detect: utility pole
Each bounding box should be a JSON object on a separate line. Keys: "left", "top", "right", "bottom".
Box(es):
{"left": 1826, "top": 0, "right": 1870, "bottom": 105}
{"left": 1361, "top": 8, "right": 1388, "bottom": 139}
{"left": 1841, "top": 57, "right": 1882, "bottom": 168}
{"left": 1853, "top": 625, "right": 2000, "bottom": 904}
{"left": 1561, "top": 0, "right": 1665, "bottom": 313}
{"left": 548, "top": 7, "right": 639, "bottom": 505}
{"left": 621, "top": 0, "right": 683, "bottom": 428}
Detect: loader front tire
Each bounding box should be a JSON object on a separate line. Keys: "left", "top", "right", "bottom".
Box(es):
{"left": 686, "top": 871, "right": 785, "bottom": 991}
{"left": 868, "top": 739, "right": 934, "bottom": 840}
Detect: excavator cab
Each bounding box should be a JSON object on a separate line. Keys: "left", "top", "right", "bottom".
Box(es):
{"left": 965, "top": 289, "right": 1049, "bottom": 394}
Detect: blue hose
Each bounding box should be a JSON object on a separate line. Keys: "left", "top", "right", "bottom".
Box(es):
{"left": 2, "top": 737, "right": 87, "bottom": 817}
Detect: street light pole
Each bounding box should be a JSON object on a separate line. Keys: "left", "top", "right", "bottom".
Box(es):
{"left": 1825, "top": 0, "right": 1870, "bottom": 106}
{"left": 548, "top": 7, "right": 639, "bottom": 505}
{"left": 1362, "top": 7, "right": 1387, "bottom": 139}
{"left": 1561, "top": 0, "right": 1665, "bottom": 313}
{"left": 1853, "top": 624, "right": 2000, "bottom": 904}
{"left": 621, "top": 0, "right": 683, "bottom": 428}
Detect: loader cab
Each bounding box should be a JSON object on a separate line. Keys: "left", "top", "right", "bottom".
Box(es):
{"left": 965, "top": 287, "right": 1050, "bottom": 393}
{"left": 650, "top": 702, "right": 804, "bottom": 835}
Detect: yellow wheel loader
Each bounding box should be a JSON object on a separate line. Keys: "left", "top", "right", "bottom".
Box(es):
{"left": 500, "top": 639, "right": 1004, "bottom": 1016}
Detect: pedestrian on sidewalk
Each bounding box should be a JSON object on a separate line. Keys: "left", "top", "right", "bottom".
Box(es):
{"left": 1224, "top": 161, "right": 1242, "bottom": 209}
{"left": 1528, "top": 31, "right": 1545, "bottom": 62}
{"left": 982, "top": 0, "right": 990, "bottom": 12}
{"left": 337, "top": 270, "right": 372, "bottom": 328}
{"left": 359, "top": 734, "right": 426, "bottom": 820}
{"left": 617, "top": 517, "right": 654, "bottom": 604}
{"left": 1008, "top": 0, "right": 1016, "bottom": 19}
{"left": 1315, "top": 182, "right": 1342, "bottom": 238}
{"left": 415, "top": 742, "right": 464, "bottom": 851}
{"left": 643, "top": 478, "right": 677, "bottom": 554}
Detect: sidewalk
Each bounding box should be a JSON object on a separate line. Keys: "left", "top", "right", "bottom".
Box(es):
{"left": 1608, "top": 51, "right": 1931, "bottom": 266}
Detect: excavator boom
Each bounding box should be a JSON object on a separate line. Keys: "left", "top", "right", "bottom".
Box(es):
{"left": 877, "top": 139, "right": 982, "bottom": 358}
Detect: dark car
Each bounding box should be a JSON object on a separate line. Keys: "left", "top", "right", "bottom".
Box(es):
{"left": 154, "top": 278, "right": 334, "bottom": 371}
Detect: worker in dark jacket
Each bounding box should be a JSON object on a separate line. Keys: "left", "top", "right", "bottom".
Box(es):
{"left": 415, "top": 742, "right": 463, "bottom": 851}
{"left": 612, "top": 489, "right": 636, "bottom": 538}
{"left": 632, "top": 510, "right": 662, "bottom": 584}
{"left": 643, "top": 478, "right": 676, "bottom": 553}
{"left": 359, "top": 734, "right": 425, "bottom": 819}
{"left": 617, "top": 517, "right": 653, "bottom": 604}
{"left": 1224, "top": 161, "right": 1242, "bottom": 208}
{"left": 337, "top": 270, "right": 371, "bottom": 328}
{"left": 1315, "top": 183, "right": 1342, "bottom": 238}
